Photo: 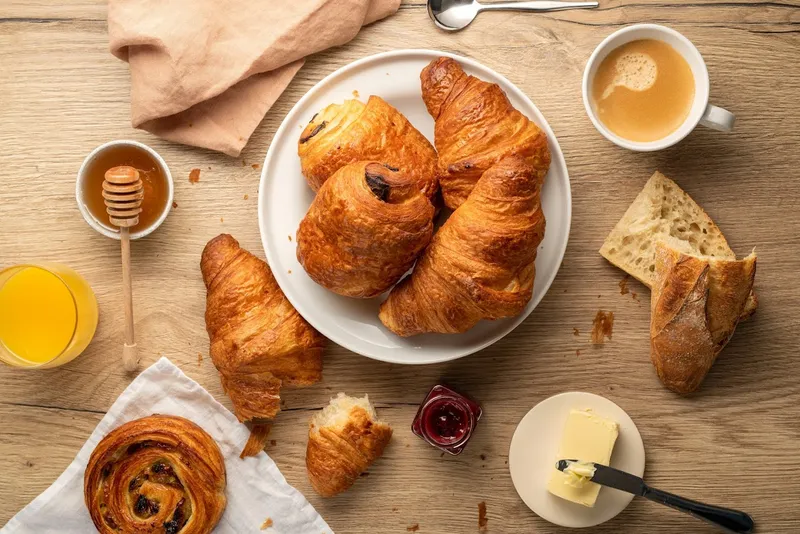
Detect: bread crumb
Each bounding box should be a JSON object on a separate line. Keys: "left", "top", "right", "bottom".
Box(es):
{"left": 197, "top": 352, "right": 203, "bottom": 365}
{"left": 406, "top": 525, "right": 419, "bottom": 532}
{"left": 591, "top": 311, "right": 614, "bottom": 344}
{"left": 270, "top": 440, "right": 277, "bottom": 447}
{"left": 172, "top": 201, "right": 178, "bottom": 209}
{"left": 252, "top": 163, "right": 260, "bottom": 170}
{"left": 287, "top": 269, "right": 292, "bottom": 274}
{"left": 352, "top": 89, "right": 360, "bottom": 99}
{"left": 392, "top": 508, "right": 398, "bottom": 512}
{"left": 480, "top": 454, "right": 486, "bottom": 461}
{"left": 478, "top": 502, "right": 488, "bottom": 532}
{"left": 244, "top": 194, "right": 249, "bottom": 200}
{"left": 260, "top": 517, "right": 273, "bottom": 530}
{"left": 573, "top": 328, "right": 580, "bottom": 336}
{"left": 619, "top": 275, "right": 630, "bottom": 295}
{"left": 288, "top": 235, "right": 292, "bottom": 242}
{"left": 220, "top": 217, "right": 224, "bottom": 223}
{"left": 189, "top": 169, "right": 201, "bottom": 183}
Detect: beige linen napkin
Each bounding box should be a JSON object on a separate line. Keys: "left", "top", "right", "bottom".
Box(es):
{"left": 108, "top": 0, "right": 400, "bottom": 156}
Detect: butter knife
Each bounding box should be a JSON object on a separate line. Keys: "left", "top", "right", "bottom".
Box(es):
{"left": 556, "top": 460, "right": 754, "bottom": 534}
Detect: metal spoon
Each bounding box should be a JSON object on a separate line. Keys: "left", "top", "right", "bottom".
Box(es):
{"left": 428, "top": 0, "right": 599, "bottom": 32}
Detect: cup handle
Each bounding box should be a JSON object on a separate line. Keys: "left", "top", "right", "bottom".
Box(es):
{"left": 699, "top": 104, "right": 735, "bottom": 132}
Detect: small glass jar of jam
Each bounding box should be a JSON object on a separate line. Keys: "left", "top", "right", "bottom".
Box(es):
{"left": 412, "top": 384, "right": 482, "bottom": 455}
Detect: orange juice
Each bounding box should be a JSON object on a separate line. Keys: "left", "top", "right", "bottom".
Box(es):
{"left": 0, "top": 264, "right": 98, "bottom": 368}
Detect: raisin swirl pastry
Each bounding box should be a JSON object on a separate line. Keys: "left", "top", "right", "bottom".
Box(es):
{"left": 420, "top": 57, "right": 551, "bottom": 209}
{"left": 84, "top": 415, "right": 227, "bottom": 534}
{"left": 298, "top": 96, "right": 439, "bottom": 202}
{"left": 296, "top": 161, "right": 435, "bottom": 298}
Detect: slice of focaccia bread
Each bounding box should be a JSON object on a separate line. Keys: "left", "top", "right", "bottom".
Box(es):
{"left": 600, "top": 171, "right": 757, "bottom": 318}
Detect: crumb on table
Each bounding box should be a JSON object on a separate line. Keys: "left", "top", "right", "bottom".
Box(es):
{"left": 260, "top": 517, "right": 273, "bottom": 530}
{"left": 189, "top": 168, "right": 201, "bottom": 183}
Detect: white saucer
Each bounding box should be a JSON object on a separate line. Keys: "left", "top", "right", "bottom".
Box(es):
{"left": 258, "top": 49, "right": 571, "bottom": 365}
{"left": 508, "top": 392, "right": 645, "bottom": 528}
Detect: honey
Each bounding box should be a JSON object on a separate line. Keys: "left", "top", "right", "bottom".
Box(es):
{"left": 82, "top": 144, "right": 169, "bottom": 231}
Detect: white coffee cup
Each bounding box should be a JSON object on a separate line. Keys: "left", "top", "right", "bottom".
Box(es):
{"left": 582, "top": 24, "right": 735, "bottom": 151}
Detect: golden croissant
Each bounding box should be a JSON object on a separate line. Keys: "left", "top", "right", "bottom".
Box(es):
{"left": 298, "top": 95, "right": 439, "bottom": 202}
{"left": 379, "top": 155, "right": 546, "bottom": 336}
{"left": 306, "top": 394, "right": 393, "bottom": 497}
{"left": 421, "top": 57, "right": 551, "bottom": 209}
{"left": 296, "top": 161, "right": 435, "bottom": 298}
{"left": 650, "top": 242, "right": 756, "bottom": 394}
{"left": 201, "top": 234, "right": 324, "bottom": 422}
{"left": 84, "top": 415, "right": 227, "bottom": 534}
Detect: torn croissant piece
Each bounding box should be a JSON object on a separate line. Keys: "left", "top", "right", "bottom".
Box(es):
{"left": 379, "top": 155, "right": 546, "bottom": 336}
{"left": 306, "top": 393, "right": 393, "bottom": 497}
{"left": 650, "top": 242, "right": 756, "bottom": 394}
{"left": 201, "top": 234, "right": 324, "bottom": 422}
{"left": 421, "top": 57, "right": 551, "bottom": 209}
{"left": 297, "top": 161, "right": 435, "bottom": 298}
{"left": 298, "top": 95, "right": 439, "bottom": 202}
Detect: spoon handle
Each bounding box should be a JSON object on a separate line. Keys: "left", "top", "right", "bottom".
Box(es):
{"left": 120, "top": 227, "right": 139, "bottom": 373}
{"left": 643, "top": 486, "right": 754, "bottom": 534}
{"left": 481, "top": 0, "right": 599, "bottom": 12}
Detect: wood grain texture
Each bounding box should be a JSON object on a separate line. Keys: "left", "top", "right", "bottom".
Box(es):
{"left": 1, "top": 0, "right": 800, "bottom": 532}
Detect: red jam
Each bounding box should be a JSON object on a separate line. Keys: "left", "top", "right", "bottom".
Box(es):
{"left": 412, "top": 384, "right": 482, "bottom": 455}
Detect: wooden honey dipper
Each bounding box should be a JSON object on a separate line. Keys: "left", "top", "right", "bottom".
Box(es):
{"left": 103, "top": 166, "right": 143, "bottom": 372}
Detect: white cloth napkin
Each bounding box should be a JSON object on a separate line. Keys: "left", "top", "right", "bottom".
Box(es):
{"left": 2, "top": 357, "right": 331, "bottom": 534}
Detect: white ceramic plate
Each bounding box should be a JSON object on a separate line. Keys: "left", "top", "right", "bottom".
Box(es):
{"left": 508, "top": 392, "right": 646, "bottom": 528}
{"left": 258, "top": 49, "right": 571, "bottom": 364}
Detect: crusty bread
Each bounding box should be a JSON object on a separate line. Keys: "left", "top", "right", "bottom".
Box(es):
{"left": 306, "top": 393, "right": 392, "bottom": 497}
{"left": 650, "top": 242, "right": 756, "bottom": 394}
{"left": 600, "top": 171, "right": 757, "bottom": 318}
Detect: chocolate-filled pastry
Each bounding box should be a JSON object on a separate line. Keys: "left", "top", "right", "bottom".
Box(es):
{"left": 201, "top": 234, "right": 324, "bottom": 422}
{"left": 297, "top": 161, "right": 435, "bottom": 298}
{"left": 421, "top": 57, "right": 551, "bottom": 209}
{"left": 298, "top": 96, "right": 439, "bottom": 202}
{"left": 379, "top": 155, "right": 545, "bottom": 335}
{"left": 84, "top": 415, "right": 226, "bottom": 534}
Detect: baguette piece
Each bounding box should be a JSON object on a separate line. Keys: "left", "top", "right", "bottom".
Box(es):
{"left": 306, "top": 393, "right": 392, "bottom": 497}
{"left": 650, "top": 242, "right": 756, "bottom": 394}
{"left": 600, "top": 171, "right": 757, "bottom": 318}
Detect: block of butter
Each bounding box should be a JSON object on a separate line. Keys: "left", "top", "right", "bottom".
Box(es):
{"left": 547, "top": 409, "right": 619, "bottom": 507}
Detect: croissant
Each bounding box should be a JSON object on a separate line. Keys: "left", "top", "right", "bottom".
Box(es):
{"left": 298, "top": 95, "right": 439, "bottom": 202}
{"left": 84, "top": 415, "right": 226, "bottom": 534}
{"left": 306, "top": 393, "right": 393, "bottom": 497}
{"left": 421, "top": 57, "right": 551, "bottom": 209}
{"left": 201, "top": 234, "right": 324, "bottom": 422}
{"left": 379, "top": 155, "right": 546, "bottom": 336}
{"left": 296, "top": 161, "right": 435, "bottom": 298}
{"left": 650, "top": 242, "right": 756, "bottom": 394}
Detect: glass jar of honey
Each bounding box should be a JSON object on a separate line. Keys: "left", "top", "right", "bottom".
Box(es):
{"left": 0, "top": 264, "right": 98, "bottom": 368}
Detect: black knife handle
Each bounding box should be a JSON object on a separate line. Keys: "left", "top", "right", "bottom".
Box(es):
{"left": 642, "top": 486, "right": 754, "bottom": 534}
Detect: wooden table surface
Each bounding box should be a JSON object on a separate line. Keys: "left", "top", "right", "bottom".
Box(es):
{"left": 2, "top": 1, "right": 800, "bottom": 532}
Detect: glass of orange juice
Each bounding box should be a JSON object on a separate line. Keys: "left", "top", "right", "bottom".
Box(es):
{"left": 0, "top": 264, "right": 98, "bottom": 369}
